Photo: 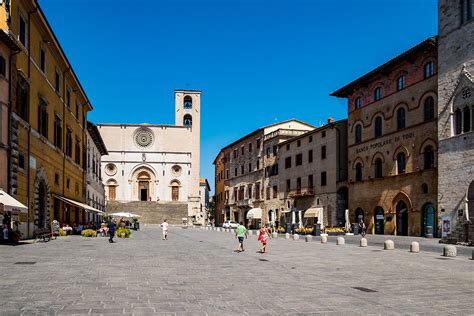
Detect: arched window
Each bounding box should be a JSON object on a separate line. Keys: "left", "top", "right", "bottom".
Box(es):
{"left": 183, "top": 95, "right": 192, "bottom": 109}
{"left": 374, "top": 116, "right": 383, "bottom": 137}
{"left": 355, "top": 124, "right": 362, "bottom": 144}
{"left": 355, "top": 163, "right": 362, "bottom": 182}
{"left": 355, "top": 97, "right": 362, "bottom": 109}
{"left": 397, "top": 75, "right": 406, "bottom": 91}
{"left": 423, "top": 145, "right": 434, "bottom": 169}
{"left": 463, "top": 106, "right": 471, "bottom": 133}
{"left": 455, "top": 108, "right": 462, "bottom": 135}
{"left": 397, "top": 152, "right": 406, "bottom": 174}
{"left": 424, "top": 62, "right": 434, "bottom": 79}
{"left": 374, "top": 158, "right": 383, "bottom": 178}
{"left": 397, "top": 108, "right": 406, "bottom": 130}
{"left": 424, "top": 97, "right": 435, "bottom": 121}
{"left": 374, "top": 87, "right": 382, "bottom": 101}
{"left": 183, "top": 114, "right": 192, "bottom": 126}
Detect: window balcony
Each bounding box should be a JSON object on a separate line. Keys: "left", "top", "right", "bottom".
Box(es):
{"left": 289, "top": 187, "right": 315, "bottom": 198}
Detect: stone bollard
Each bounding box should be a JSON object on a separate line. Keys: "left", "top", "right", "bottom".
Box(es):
{"left": 285, "top": 233, "right": 290, "bottom": 240}
{"left": 336, "top": 236, "right": 345, "bottom": 245}
{"left": 305, "top": 235, "right": 313, "bottom": 242}
{"left": 216, "top": 227, "right": 220, "bottom": 232}
{"left": 321, "top": 235, "right": 327, "bottom": 243}
{"left": 360, "top": 238, "right": 367, "bottom": 247}
{"left": 443, "top": 245, "right": 457, "bottom": 257}
{"left": 410, "top": 241, "right": 420, "bottom": 253}
{"left": 272, "top": 232, "right": 278, "bottom": 238}
{"left": 293, "top": 234, "right": 300, "bottom": 241}
{"left": 248, "top": 230, "right": 253, "bottom": 236}
{"left": 384, "top": 240, "right": 395, "bottom": 250}
{"left": 226, "top": 228, "right": 230, "bottom": 233}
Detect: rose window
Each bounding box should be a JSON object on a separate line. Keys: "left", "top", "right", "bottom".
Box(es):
{"left": 134, "top": 128, "right": 154, "bottom": 149}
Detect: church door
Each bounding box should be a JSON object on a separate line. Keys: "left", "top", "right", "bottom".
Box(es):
{"left": 139, "top": 181, "right": 149, "bottom": 201}
{"left": 172, "top": 186, "right": 179, "bottom": 201}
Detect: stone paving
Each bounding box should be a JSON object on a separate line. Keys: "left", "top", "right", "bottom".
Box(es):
{"left": 0, "top": 227, "right": 473, "bottom": 315}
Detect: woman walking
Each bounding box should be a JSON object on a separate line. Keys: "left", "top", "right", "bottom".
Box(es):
{"left": 258, "top": 224, "right": 271, "bottom": 253}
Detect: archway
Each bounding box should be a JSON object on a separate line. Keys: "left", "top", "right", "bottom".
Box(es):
{"left": 396, "top": 201, "right": 408, "bottom": 236}
{"left": 38, "top": 181, "right": 47, "bottom": 228}
{"left": 137, "top": 171, "right": 151, "bottom": 201}
{"left": 468, "top": 181, "right": 474, "bottom": 221}
{"left": 374, "top": 207, "right": 384, "bottom": 235}
{"left": 131, "top": 166, "right": 156, "bottom": 201}
{"left": 336, "top": 187, "right": 348, "bottom": 226}
{"left": 34, "top": 167, "right": 51, "bottom": 228}
{"left": 422, "top": 203, "right": 436, "bottom": 237}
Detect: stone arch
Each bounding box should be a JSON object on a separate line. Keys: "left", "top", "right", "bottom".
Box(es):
{"left": 392, "top": 191, "right": 413, "bottom": 213}
{"left": 349, "top": 119, "right": 365, "bottom": 132}
{"left": 392, "top": 191, "right": 413, "bottom": 236}
{"left": 351, "top": 157, "right": 364, "bottom": 169}
{"left": 371, "top": 152, "right": 385, "bottom": 165}
{"left": 369, "top": 111, "right": 386, "bottom": 124}
{"left": 183, "top": 114, "right": 192, "bottom": 126}
{"left": 131, "top": 165, "right": 156, "bottom": 201}
{"left": 419, "top": 138, "right": 437, "bottom": 154}
{"left": 183, "top": 95, "right": 193, "bottom": 109}
{"left": 34, "top": 167, "right": 51, "bottom": 228}
{"left": 391, "top": 102, "right": 409, "bottom": 117}
{"left": 418, "top": 90, "right": 438, "bottom": 109}
{"left": 392, "top": 145, "right": 410, "bottom": 160}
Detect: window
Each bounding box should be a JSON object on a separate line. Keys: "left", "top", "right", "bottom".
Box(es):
{"left": 463, "top": 106, "right": 471, "bottom": 133}
{"left": 54, "top": 115, "right": 62, "bottom": 149}
{"left": 286, "top": 144, "right": 290, "bottom": 150}
{"left": 273, "top": 186, "right": 277, "bottom": 199}
{"left": 396, "top": 75, "right": 406, "bottom": 91}
{"left": 17, "top": 78, "right": 29, "bottom": 121}
{"left": 255, "top": 183, "right": 260, "bottom": 200}
{"left": 256, "top": 139, "right": 261, "bottom": 149}
{"left": 257, "top": 160, "right": 260, "bottom": 169}
{"left": 66, "top": 177, "right": 70, "bottom": 190}
{"left": 0, "top": 55, "right": 5, "bottom": 77}
{"left": 308, "top": 149, "right": 313, "bottom": 163}
{"left": 374, "top": 116, "right": 383, "bottom": 137}
{"left": 424, "top": 62, "right": 434, "bottom": 79}
{"left": 286, "top": 179, "right": 291, "bottom": 192}
{"left": 455, "top": 109, "right": 462, "bottom": 135}
{"left": 297, "top": 140, "right": 301, "bottom": 147}
{"left": 355, "top": 163, "right": 362, "bottom": 182}
{"left": 55, "top": 71, "right": 61, "bottom": 93}
{"left": 422, "top": 183, "right": 428, "bottom": 194}
{"left": 66, "top": 128, "right": 72, "bottom": 157}
{"left": 461, "top": 0, "right": 474, "bottom": 23}
{"left": 397, "top": 152, "right": 406, "bottom": 174}
{"left": 66, "top": 89, "right": 71, "bottom": 108}
{"left": 266, "top": 147, "right": 270, "bottom": 157}
{"left": 355, "top": 97, "right": 362, "bottom": 109}
{"left": 183, "top": 95, "right": 192, "bottom": 109}
{"left": 285, "top": 157, "right": 291, "bottom": 169}
{"left": 54, "top": 172, "right": 60, "bottom": 185}
{"left": 75, "top": 139, "right": 81, "bottom": 165}
{"left": 309, "top": 135, "right": 313, "bottom": 143}
{"left": 249, "top": 142, "right": 253, "bottom": 152}
{"left": 296, "top": 153, "right": 302, "bottom": 166}
{"left": 424, "top": 146, "right": 434, "bottom": 169}
{"left": 241, "top": 165, "right": 244, "bottom": 175}
{"left": 40, "top": 47, "right": 46, "bottom": 73}
{"left": 18, "top": 153, "right": 25, "bottom": 170}
{"left": 183, "top": 114, "right": 192, "bottom": 126}
{"left": 374, "top": 158, "right": 383, "bottom": 178}
{"left": 75, "top": 102, "right": 79, "bottom": 119}
{"left": 38, "top": 100, "right": 48, "bottom": 138}
{"left": 296, "top": 177, "right": 302, "bottom": 192}
{"left": 424, "top": 97, "right": 435, "bottom": 121}
{"left": 241, "top": 146, "right": 244, "bottom": 155}
{"left": 355, "top": 124, "right": 362, "bottom": 144}
{"left": 374, "top": 87, "right": 382, "bottom": 101}
{"left": 248, "top": 184, "right": 252, "bottom": 199}
{"left": 248, "top": 163, "right": 252, "bottom": 172}
{"left": 273, "top": 146, "right": 277, "bottom": 156}
{"left": 266, "top": 187, "right": 270, "bottom": 200}
{"left": 397, "top": 108, "right": 406, "bottom": 130}
{"left": 321, "top": 146, "right": 326, "bottom": 159}
{"left": 321, "top": 172, "right": 327, "bottom": 186}
{"left": 226, "top": 170, "right": 229, "bottom": 179}
{"left": 234, "top": 168, "right": 237, "bottom": 176}
{"left": 19, "top": 15, "right": 27, "bottom": 47}
{"left": 233, "top": 149, "right": 237, "bottom": 159}
{"left": 322, "top": 131, "right": 326, "bottom": 138}
{"left": 308, "top": 175, "right": 313, "bottom": 188}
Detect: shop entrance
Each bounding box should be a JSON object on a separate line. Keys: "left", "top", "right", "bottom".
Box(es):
{"left": 422, "top": 203, "right": 436, "bottom": 237}
{"left": 396, "top": 201, "right": 408, "bottom": 236}
{"left": 374, "top": 207, "right": 384, "bottom": 234}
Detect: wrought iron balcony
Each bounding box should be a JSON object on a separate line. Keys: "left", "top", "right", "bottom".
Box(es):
{"left": 288, "top": 187, "right": 315, "bottom": 198}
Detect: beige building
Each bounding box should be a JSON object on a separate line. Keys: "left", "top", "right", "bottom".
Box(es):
{"left": 278, "top": 119, "right": 348, "bottom": 230}
{"left": 331, "top": 38, "right": 438, "bottom": 237}
{"left": 221, "top": 119, "right": 314, "bottom": 227}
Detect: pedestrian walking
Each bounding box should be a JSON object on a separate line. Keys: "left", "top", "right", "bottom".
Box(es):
{"left": 108, "top": 219, "right": 117, "bottom": 243}
{"left": 235, "top": 222, "right": 248, "bottom": 252}
{"left": 258, "top": 224, "right": 271, "bottom": 253}
{"left": 358, "top": 218, "right": 366, "bottom": 237}
{"left": 161, "top": 219, "right": 169, "bottom": 240}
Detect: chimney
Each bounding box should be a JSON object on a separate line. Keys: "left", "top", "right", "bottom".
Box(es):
{"left": 327, "top": 117, "right": 335, "bottom": 124}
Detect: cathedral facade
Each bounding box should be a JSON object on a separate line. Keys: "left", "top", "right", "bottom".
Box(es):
{"left": 98, "top": 90, "right": 202, "bottom": 224}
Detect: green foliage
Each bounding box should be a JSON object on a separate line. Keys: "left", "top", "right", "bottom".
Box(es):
{"left": 116, "top": 227, "right": 132, "bottom": 238}
{"left": 102, "top": 213, "right": 111, "bottom": 223}
{"left": 59, "top": 228, "right": 66, "bottom": 236}
{"left": 81, "top": 229, "right": 97, "bottom": 237}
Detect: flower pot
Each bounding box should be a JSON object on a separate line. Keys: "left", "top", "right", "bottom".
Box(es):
{"left": 120, "top": 232, "right": 126, "bottom": 238}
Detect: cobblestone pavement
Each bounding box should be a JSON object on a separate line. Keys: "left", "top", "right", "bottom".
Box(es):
{"left": 0, "top": 227, "right": 473, "bottom": 316}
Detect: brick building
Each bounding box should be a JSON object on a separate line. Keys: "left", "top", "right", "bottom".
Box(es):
{"left": 437, "top": 0, "right": 474, "bottom": 243}
{"left": 331, "top": 38, "right": 439, "bottom": 237}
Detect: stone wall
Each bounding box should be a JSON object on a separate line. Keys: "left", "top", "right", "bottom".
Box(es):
{"left": 106, "top": 201, "right": 187, "bottom": 225}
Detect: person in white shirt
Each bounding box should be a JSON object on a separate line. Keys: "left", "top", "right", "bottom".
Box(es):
{"left": 160, "top": 219, "right": 169, "bottom": 240}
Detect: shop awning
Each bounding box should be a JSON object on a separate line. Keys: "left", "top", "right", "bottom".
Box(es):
{"left": 304, "top": 207, "right": 324, "bottom": 218}
{"left": 0, "top": 190, "right": 28, "bottom": 213}
{"left": 246, "top": 208, "right": 262, "bottom": 219}
{"left": 53, "top": 194, "right": 104, "bottom": 214}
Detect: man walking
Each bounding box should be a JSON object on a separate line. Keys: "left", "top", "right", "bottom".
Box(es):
{"left": 108, "top": 219, "right": 116, "bottom": 243}
{"left": 161, "top": 219, "right": 169, "bottom": 240}
{"left": 235, "top": 222, "right": 248, "bottom": 252}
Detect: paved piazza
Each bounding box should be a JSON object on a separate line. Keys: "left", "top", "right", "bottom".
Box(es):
{"left": 0, "top": 228, "right": 473, "bottom": 316}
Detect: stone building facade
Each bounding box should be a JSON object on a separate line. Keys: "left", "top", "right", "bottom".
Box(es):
{"left": 213, "top": 150, "right": 225, "bottom": 225}
{"left": 99, "top": 90, "right": 203, "bottom": 224}
{"left": 278, "top": 119, "right": 348, "bottom": 229}
{"left": 86, "top": 121, "right": 108, "bottom": 223}
{"left": 437, "top": 0, "right": 474, "bottom": 243}
{"left": 331, "top": 38, "right": 439, "bottom": 237}
{"left": 1, "top": 0, "right": 98, "bottom": 237}
{"left": 216, "top": 120, "right": 313, "bottom": 227}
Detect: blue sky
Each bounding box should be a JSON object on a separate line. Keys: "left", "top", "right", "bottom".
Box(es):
{"left": 40, "top": 0, "right": 437, "bottom": 190}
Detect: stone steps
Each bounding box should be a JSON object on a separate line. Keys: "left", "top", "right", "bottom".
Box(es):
{"left": 105, "top": 201, "right": 187, "bottom": 225}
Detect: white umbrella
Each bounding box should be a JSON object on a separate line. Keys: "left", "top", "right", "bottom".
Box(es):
{"left": 0, "top": 189, "right": 28, "bottom": 213}
{"left": 344, "top": 209, "right": 350, "bottom": 231}
{"left": 109, "top": 212, "right": 141, "bottom": 218}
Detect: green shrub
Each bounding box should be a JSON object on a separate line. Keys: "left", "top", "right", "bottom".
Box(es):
{"left": 81, "top": 229, "right": 96, "bottom": 237}
{"left": 116, "top": 227, "right": 131, "bottom": 238}
{"left": 59, "top": 228, "right": 66, "bottom": 236}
